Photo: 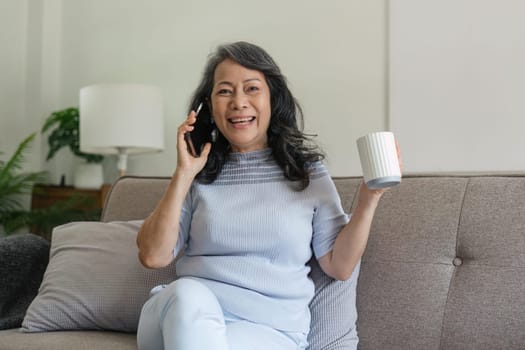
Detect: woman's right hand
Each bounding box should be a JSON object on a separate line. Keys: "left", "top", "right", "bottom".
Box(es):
{"left": 175, "top": 109, "right": 212, "bottom": 179}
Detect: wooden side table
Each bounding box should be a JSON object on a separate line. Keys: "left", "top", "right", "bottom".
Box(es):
{"left": 31, "top": 184, "right": 111, "bottom": 210}
{"left": 30, "top": 184, "right": 111, "bottom": 238}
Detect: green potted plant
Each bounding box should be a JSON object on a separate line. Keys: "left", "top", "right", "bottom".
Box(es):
{"left": 0, "top": 134, "right": 47, "bottom": 235}
{"left": 0, "top": 133, "right": 101, "bottom": 238}
{"left": 42, "top": 107, "right": 105, "bottom": 189}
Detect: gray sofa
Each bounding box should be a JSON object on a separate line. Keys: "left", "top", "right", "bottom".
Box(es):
{"left": 1, "top": 174, "right": 524, "bottom": 349}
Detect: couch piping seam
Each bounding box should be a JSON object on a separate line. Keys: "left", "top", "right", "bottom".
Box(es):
{"left": 361, "top": 259, "right": 525, "bottom": 269}
{"left": 361, "top": 260, "right": 453, "bottom": 266}
{"left": 438, "top": 177, "right": 470, "bottom": 350}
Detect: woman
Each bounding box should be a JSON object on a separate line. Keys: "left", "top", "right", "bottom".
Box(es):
{"left": 136, "top": 41, "right": 392, "bottom": 350}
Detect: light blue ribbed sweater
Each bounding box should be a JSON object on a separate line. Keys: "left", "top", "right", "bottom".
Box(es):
{"left": 174, "top": 148, "right": 349, "bottom": 334}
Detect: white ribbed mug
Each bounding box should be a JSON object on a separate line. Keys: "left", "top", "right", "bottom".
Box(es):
{"left": 357, "top": 131, "right": 401, "bottom": 189}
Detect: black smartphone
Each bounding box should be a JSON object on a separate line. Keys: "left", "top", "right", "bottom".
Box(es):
{"left": 184, "top": 102, "right": 214, "bottom": 157}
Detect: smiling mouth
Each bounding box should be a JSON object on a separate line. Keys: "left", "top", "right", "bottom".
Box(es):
{"left": 228, "top": 117, "right": 256, "bottom": 125}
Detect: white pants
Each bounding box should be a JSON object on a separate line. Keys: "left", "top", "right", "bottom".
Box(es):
{"left": 137, "top": 278, "right": 307, "bottom": 350}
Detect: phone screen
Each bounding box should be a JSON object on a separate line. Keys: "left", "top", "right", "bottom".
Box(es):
{"left": 184, "top": 102, "right": 214, "bottom": 157}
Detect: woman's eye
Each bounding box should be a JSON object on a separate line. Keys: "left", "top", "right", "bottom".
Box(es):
{"left": 218, "top": 89, "right": 232, "bottom": 95}
{"left": 246, "top": 86, "right": 259, "bottom": 93}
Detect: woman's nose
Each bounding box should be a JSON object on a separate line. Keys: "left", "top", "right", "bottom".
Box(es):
{"left": 230, "top": 92, "right": 248, "bottom": 110}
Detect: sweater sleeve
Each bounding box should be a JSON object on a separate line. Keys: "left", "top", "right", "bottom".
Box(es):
{"left": 310, "top": 163, "right": 350, "bottom": 259}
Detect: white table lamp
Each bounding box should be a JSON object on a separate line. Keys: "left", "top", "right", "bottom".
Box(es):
{"left": 79, "top": 84, "right": 164, "bottom": 177}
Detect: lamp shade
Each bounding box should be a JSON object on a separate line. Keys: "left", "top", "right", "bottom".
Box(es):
{"left": 79, "top": 84, "right": 164, "bottom": 156}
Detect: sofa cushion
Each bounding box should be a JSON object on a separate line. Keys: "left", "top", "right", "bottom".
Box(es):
{"left": 0, "top": 328, "right": 137, "bottom": 350}
{"left": 0, "top": 234, "right": 49, "bottom": 330}
{"left": 21, "top": 221, "right": 176, "bottom": 333}
{"left": 440, "top": 177, "right": 525, "bottom": 349}
{"left": 307, "top": 258, "right": 359, "bottom": 349}
{"left": 356, "top": 177, "right": 469, "bottom": 349}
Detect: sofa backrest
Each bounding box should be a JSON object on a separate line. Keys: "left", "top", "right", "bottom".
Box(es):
{"left": 356, "top": 175, "right": 525, "bottom": 350}
{"left": 102, "top": 175, "right": 525, "bottom": 350}
{"left": 102, "top": 177, "right": 171, "bottom": 222}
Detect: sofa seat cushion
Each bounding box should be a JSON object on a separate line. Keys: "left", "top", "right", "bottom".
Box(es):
{"left": 0, "top": 328, "right": 137, "bottom": 350}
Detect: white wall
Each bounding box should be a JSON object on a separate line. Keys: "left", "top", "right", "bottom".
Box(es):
{"left": 0, "top": 0, "right": 387, "bottom": 184}
{"left": 0, "top": 0, "right": 32, "bottom": 167}
{"left": 0, "top": 0, "right": 67, "bottom": 181}
{"left": 390, "top": 0, "right": 525, "bottom": 173}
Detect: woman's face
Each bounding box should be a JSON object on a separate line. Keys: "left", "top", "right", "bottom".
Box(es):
{"left": 210, "top": 59, "right": 271, "bottom": 153}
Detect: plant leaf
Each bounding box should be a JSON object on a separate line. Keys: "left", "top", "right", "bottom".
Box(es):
{"left": 0, "top": 133, "right": 35, "bottom": 179}
{"left": 0, "top": 134, "right": 48, "bottom": 231}
{"left": 42, "top": 107, "right": 104, "bottom": 163}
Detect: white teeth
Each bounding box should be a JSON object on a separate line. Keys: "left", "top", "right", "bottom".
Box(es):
{"left": 230, "top": 117, "right": 255, "bottom": 124}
